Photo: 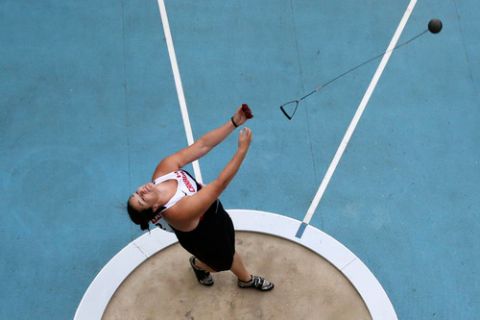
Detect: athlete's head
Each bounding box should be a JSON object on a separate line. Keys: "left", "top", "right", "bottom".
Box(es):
{"left": 127, "top": 183, "right": 163, "bottom": 231}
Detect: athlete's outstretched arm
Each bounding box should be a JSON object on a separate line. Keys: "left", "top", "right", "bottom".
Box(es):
{"left": 152, "top": 106, "right": 250, "bottom": 178}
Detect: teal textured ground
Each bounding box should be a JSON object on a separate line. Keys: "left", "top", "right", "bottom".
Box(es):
{"left": 1, "top": 1, "right": 479, "bottom": 319}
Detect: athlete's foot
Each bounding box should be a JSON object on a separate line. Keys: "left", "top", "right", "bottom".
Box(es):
{"left": 189, "top": 256, "right": 214, "bottom": 286}
{"left": 238, "top": 275, "right": 274, "bottom": 291}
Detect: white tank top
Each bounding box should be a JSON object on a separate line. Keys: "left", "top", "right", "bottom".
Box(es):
{"left": 149, "top": 170, "right": 200, "bottom": 232}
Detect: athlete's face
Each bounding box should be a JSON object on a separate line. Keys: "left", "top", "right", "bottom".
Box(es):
{"left": 129, "top": 182, "right": 159, "bottom": 211}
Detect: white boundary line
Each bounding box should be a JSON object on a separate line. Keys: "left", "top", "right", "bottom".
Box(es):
{"left": 301, "top": 0, "right": 418, "bottom": 226}
{"left": 157, "top": 0, "right": 203, "bottom": 183}
{"left": 74, "top": 210, "right": 397, "bottom": 320}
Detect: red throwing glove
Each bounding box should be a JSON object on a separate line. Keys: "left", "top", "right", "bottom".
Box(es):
{"left": 242, "top": 103, "right": 254, "bottom": 119}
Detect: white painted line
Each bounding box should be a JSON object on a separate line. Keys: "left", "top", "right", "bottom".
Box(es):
{"left": 302, "top": 0, "right": 418, "bottom": 225}
{"left": 157, "top": 0, "right": 203, "bottom": 183}
{"left": 74, "top": 210, "right": 397, "bottom": 320}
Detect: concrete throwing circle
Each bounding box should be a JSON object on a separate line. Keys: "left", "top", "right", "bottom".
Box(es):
{"left": 102, "top": 232, "right": 370, "bottom": 320}
{"left": 75, "top": 210, "right": 397, "bottom": 320}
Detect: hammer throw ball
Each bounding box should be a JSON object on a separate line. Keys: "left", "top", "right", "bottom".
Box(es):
{"left": 428, "top": 19, "right": 443, "bottom": 34}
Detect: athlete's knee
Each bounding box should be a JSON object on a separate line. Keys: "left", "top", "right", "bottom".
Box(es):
{"left": 214, "top": 255, "right": 234, "bottom": 272}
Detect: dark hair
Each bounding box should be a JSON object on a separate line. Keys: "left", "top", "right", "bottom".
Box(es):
{"left": 127, "top": 198, "right": 157, "bottom": 231}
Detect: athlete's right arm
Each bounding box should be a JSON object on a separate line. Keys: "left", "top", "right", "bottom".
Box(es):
{"left": 164, "top": 128, "right": 252, "bottom": 229}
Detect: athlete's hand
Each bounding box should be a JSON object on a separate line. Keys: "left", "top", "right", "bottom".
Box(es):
{"left": 237, "top": 127, "right": 252, "bottom": 153}
{"left": 232, "top": 104, "right": 253, "bottom": 127}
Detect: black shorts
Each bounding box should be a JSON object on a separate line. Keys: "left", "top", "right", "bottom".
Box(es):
{"left": 171, "top": 200, "right": 235, "bottom": 272}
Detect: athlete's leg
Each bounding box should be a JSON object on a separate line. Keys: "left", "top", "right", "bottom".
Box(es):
{"left": 229, "top": 252, "right": 251, "bottom": 282}
{"left": 193, "top": 257, "right": 216, "bottom": 273}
